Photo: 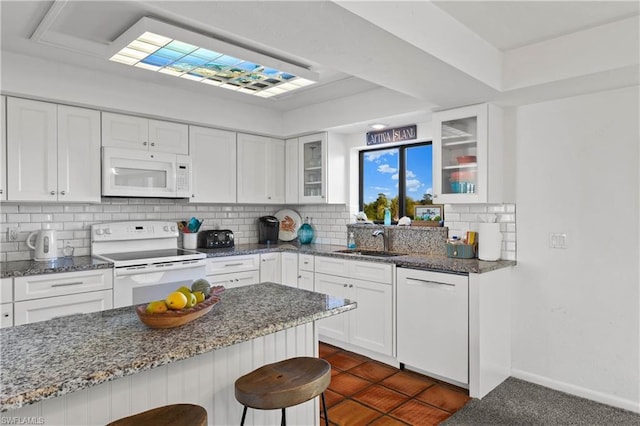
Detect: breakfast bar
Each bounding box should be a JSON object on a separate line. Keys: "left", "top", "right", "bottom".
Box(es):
{"left": 0, "top": 283, "right": 356, "bottom": 425}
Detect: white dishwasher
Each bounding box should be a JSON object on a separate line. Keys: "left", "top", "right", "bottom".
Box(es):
{"left": 396, "top": 267, "right": 469, "bottom": 385}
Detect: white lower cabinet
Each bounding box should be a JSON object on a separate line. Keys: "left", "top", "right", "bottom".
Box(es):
{"left": 206, "top": 255, "right": 260, "bottom": 289}
{"left": 397, "top": 268, "right": 469, "bottom": 385}
{"left": 14, "top": 290, "right": 113, "bottom": 326}
{"left": 315, "top": 256, "right": 394, "bottom": 357}
{"left": 260, "top": 252, "right": 282, "bottom": 284}
{"left": 0, "top": 303, "right": 13, "bottom": 328}
{"left": 298, "top": 254, "right": 314, "bottom": 291}
{"left": 281, "top": 252, "right": 298, "bottom": 287}
{"left": 0, "top": 277, "right": 13, "bottom": 328}
{"left": 11, "top": 269, "right": 114, "bottom": 325}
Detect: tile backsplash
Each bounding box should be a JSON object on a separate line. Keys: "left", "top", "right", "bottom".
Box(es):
{"left": 444, "top": 204, "right": 517, "bottom": 261}
{"left": 0, "top": 199, "right": 351, "bottom": 262}
{"left": 0, "top": 200, "right": 515, "bottom": 262}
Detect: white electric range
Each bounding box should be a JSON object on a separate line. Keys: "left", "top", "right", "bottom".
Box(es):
{"left": 91, "top": 221, "right": 206, "bottom": 307}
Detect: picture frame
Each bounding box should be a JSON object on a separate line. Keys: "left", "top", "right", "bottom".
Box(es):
{"left": 413, "top": 204, "right": 444, "bottom": 226}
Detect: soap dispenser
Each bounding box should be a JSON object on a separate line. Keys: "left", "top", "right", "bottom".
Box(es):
{"left": 347, "top": 232, "right": 356, "bottom": 249}
{"left": 383, "top": 208, "right": 391, "bottom": 226}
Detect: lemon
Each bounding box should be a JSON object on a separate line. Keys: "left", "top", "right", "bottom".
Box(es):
{"left": 193, "top": 291, "right": 205, "bottom": 304}
{"left": 145, "top": 300, "right": 168, "bottom": 314}
{"left": 185, "top": 292, "right": 197, "bottom": 308}
{"left": 166, "top": 291, "right": 188, "bottom": 310}
{"left": 176, "top": 286, "right": 192, "bottom": 297}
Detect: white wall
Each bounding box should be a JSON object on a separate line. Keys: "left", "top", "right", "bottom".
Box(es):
{"left": 512, "top": 86, "right": 639, "bottom": 411}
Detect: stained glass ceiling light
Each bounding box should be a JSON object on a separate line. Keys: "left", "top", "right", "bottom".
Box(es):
{"left": 108, "top": 17, "right": 318, "bottom": 98}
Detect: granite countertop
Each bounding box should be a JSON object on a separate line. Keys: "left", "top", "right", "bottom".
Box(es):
{"left": 198, "top": 243, "right": 516, "bottom": 274}
{"left": 0, "top": 243, "right": 515, "bottom": 278}
{"left": 0, "top": 256, "right": 113, "bottom": 279}
{"left": 0, "top": 283, "right": 356, "bottom": 412}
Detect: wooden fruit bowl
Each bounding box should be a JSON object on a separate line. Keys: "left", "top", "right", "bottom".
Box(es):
{"left": 136, "top": 286, "right": 225, "bottom": 329}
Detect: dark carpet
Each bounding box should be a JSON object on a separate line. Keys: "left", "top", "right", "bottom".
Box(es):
{"left": 441, "top": 377, "right": 640, "bottom": 425}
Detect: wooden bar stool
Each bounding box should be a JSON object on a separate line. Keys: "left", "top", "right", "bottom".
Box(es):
{"left": 107, "top": 403, "right": 207, "bottom": 426}
{"left": 235, "top": 357, "right": 331, "bottom": 426}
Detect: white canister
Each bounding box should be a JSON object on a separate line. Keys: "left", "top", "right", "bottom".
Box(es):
{"left": 479, "top": 223, "right": 502, "bottom": 261}
{"left": 183, "top": 233, "right": 198, "bottom": 249}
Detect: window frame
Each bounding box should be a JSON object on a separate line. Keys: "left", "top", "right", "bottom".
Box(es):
{"left": 359, "top": 141, "right": 433, "bottom": 223}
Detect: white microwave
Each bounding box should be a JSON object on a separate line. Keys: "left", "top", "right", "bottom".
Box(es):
{"left": 102, "top": 147, "right": 191, "bottom": 198}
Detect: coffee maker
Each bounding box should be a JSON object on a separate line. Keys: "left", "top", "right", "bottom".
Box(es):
{"left": 258, "top": 216, "right": 279, "bottom": 244}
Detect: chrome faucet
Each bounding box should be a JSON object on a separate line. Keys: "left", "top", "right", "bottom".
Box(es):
{"left": 372, "top": 229, "right": 388, "bottom": 252}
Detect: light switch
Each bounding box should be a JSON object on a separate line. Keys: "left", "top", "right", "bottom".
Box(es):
{"left": 549, "top": 233, "right": 567, "bottom": 249}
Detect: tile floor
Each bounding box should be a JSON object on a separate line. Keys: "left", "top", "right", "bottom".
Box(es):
{"left": 319, "top": 342, "right": 471, "bottom": 426}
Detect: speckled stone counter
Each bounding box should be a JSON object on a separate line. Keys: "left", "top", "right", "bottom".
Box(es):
{"left": 0, "top": 242, "right": 514, "bottom": 279}
{"left": 0, "top": 256, "right": 113, "bottom": 279}
{"left": 197, "top": 243, "right": 515, "bottom": 274}
{"left": 0, "top": 283, "right": 355, "bottom": 412}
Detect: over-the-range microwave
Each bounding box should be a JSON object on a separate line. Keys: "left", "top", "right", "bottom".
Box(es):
{"left": 102, "top": 147, "right": 191, "bottom": 198}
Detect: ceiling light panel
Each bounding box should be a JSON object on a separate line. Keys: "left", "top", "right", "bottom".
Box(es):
{"left": 108, "top": 17, "right": 318, "bottom": 98}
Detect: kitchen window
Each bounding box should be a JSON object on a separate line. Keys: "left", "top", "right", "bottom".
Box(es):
{"left": 359, "top": 142, "right": 433, "bottom": 222}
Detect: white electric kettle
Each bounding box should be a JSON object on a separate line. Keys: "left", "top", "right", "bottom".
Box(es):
{"left": 26, "top": 229, "right": 58, "bottom": 261}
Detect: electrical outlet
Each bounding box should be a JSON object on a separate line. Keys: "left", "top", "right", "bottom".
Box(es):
{"left": 549, "top": 233, "right": 568, "bottom": 249}
{"left": 7, "top": 227, "right": 18, "bottom": 241}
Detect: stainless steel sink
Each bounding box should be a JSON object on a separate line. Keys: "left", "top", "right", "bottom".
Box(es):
{"left": 334, "top": 249, "right": 406, "bottom": 257}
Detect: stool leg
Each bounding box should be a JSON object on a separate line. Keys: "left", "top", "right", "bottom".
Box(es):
{"left": 321, "top": 392, "right": 329, "bottom": 426}
{"left": 281, "top": 408, "right": 286, "bottom": 426}
{"left": 240, "top": 406, "right": 248, "bottom": 426}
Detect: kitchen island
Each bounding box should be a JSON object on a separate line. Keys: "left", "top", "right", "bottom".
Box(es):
{"left": 0, "top": 283, "right": 355, "bottom": 425}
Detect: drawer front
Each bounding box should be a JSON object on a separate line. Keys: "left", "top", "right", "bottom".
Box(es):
{"left": 206, "top": 255, "right": 259, "bottom": 275}
{"left": 314, "top": 256, "right": 349, "bottom": 277}
{"left": 14, "top": 270, "right": 113, "bottom": 301}
{"left": 14, "top": 290, "right": 113, "bottom": 326}
{"left": 0, "top": 303, "right": 13, "bottom": 328}
{"left": 0, "top": 278, "right": 12, "bottom": 303}
{"left": 298, "top": 254, "right": 314, "bottom": 272}
{"left": 206, "top": 270, "right": 260, "bottom": 289}
{"left": 350, "top": 260, "right": 393, "bottom": 284}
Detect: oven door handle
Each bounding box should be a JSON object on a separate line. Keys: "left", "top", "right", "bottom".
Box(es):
{"left": 116, "top": 259, "right": 206, "bottom": 276}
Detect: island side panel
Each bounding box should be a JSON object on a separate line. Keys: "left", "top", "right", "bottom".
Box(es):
{"left": 1, "top": 322, "right": 318, "bottom": 426}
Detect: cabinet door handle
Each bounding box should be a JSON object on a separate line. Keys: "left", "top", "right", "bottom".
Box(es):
{"left": 343, "top": 284, "right": 348, "bottom": 287}
{"left": 298, "top": 275, "right": 302, "bottom": 279}
{"left": 50, "top": 190, "right": 56, "bottom": 195}
{"left": 2, "top": 313, "right": 9, "bottom": 318}
{"left": 349, "top": 284, "right": 353, "bottom": 288}
{"left": 60, "top": 191, "right": 66, "bottom": 195}
{"left": 150, "top": 142, "right": 155, "bottom": 147}
{"left": 0, "top": 189, "right": 3, "bottom": 194}
{"left": 51, "top": 281, "right": 84, "bottom": 288}
{"left": 406, "top": 277, "right": 455, "bottom": 287}
{"left": 143, "top": 141, "right": 148, "bottom": 146}
{"left": 224, "top": 263, "right": 244, "bottom": 267}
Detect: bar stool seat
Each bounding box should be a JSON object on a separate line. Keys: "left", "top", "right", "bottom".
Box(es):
{"left": 235, "top": 357, "right": 331, "bottom": 426}
{"left": 107, "top": 403, "right": 207, "bottom": 426}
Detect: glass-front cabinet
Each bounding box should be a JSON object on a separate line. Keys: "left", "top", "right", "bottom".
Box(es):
{"left": 433, "top": 103, "right": 509, "bottom": 204}
{"left": 285, "top": 132, "right": 347, "bottom": 204}
{"left": 299, "top": 133, "right": 325, "bottom": 202}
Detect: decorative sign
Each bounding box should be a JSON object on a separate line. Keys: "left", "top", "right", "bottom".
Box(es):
{"left": 366, "top": 125, "right": 417, "bottom": 146}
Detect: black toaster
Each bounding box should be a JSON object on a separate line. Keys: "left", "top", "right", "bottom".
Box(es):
{"left": 198, "top": 229, "right": 234, "bottom": 249}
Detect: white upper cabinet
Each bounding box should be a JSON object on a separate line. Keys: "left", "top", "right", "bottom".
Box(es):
{"left": 237, "top": 133, "right": 285, "bottom": 204}
{"left": 189, "top": 126, "right": 236, "bottom": 203}
{"left": 285, "top": 132, "right": 346, "bottom": 204}
{"left": 0, "top": 96, "right": 6, "bottom": 201}
{"left": 433, "top": 103, "right": 511, "bottom": 204}
{"left": 284, "top": 137, "right": 299, "bottom": 204}
{"left": 7, "top": 98, "right": 100, "bottom": 202}
{"left": 57, "top": 105, "right": 101, "bottom": 202}
{"left": 102, "top": 112, "right": 188, "bottom": 154}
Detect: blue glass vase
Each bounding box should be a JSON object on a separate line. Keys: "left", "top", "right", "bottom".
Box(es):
{"left": 298, "top": 217, "right": 314, "bottom": 244}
